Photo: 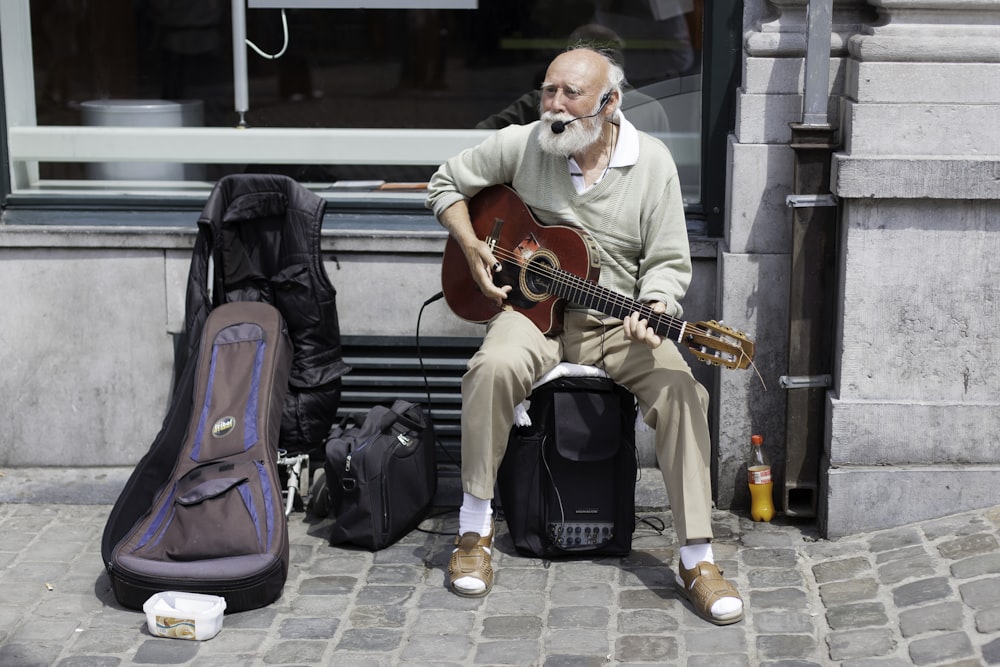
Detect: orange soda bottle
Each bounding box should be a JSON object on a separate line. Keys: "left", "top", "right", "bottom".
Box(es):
{"left": 748, "top": 434, "right": 775, "bottom": 522}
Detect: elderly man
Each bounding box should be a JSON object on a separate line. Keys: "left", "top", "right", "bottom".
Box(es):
{"left": 425, "top": 46, "right": 743, "bottom": 625}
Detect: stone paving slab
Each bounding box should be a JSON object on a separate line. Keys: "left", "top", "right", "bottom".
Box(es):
{"left": 2, "top": 495, "right": 1000, "bottom": 665}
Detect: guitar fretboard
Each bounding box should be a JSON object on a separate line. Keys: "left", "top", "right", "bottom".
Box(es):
{"left": 550, "top": 267, "right": 686, "bottom": 341}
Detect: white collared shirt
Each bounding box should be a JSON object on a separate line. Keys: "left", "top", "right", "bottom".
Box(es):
{"left": 567, "top": 111, "right": 640, "bottom": 193}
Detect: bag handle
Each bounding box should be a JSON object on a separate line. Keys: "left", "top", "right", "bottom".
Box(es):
{"left": 389, "top": 399, "right": 425, "bottom": 431}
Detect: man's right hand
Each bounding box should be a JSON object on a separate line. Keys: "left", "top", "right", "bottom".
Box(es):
{"left": 465, "top": 242, "right": 511, "bottom": 308}
{"left": 440, "top": 200, "right": 511, "bottom": 308}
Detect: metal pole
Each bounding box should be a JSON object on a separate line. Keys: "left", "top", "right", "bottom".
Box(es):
{"left": 232, "top": 0, "right": 249, "bottom": 127}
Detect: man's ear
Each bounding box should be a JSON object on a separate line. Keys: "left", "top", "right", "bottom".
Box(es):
{"left": 603, "top": 90, "right": 619, "bottom": 116}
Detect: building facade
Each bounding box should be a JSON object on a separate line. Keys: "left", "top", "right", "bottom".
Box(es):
{"left": 722, "top": 0, "right": 1000, "bottom": 535}
{"left": 1, "top": 0, "right": 997, "bottom": 536}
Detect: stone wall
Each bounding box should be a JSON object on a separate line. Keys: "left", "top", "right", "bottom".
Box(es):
{"left": 0, "top": 223, "right": 718, "bottom": 469}
{"left": 0, "top": 224, "right": 471, "bottom": 467}
{"left": 824, "top": 0, "right": 1000, "bottom": 536}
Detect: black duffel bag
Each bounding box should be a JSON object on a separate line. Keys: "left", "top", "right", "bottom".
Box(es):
{"left": 322, "top": 400, "right": 437, "bottom": 550}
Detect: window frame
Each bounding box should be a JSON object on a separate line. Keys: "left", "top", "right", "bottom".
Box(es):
{"left": 700, "top": 0, "right": 742, "bottom": 238}
{"left": 0, "top": 0, "right": 741, "bottom": 237}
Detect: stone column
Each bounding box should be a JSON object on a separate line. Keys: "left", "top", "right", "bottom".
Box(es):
{"left": 824, "top": 0, "right": 1000, "bottom": 536}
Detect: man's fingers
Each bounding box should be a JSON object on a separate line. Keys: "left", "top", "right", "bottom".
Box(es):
{"left": 624, "top": 310, "right": 663, "bottom": 349}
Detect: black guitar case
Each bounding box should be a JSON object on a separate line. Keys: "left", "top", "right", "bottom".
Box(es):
{"left": 103, "top": 301, "right": 292, "bottom": 612}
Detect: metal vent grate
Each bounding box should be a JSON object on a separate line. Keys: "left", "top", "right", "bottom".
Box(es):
{"left": 337, "top": 335, "right": 481, "bottom": 475}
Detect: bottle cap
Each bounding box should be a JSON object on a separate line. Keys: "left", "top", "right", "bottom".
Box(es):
{"left": 751, "top": 434, "right": 763, "bottom": 446}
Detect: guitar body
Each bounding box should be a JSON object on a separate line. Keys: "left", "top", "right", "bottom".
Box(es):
{"left": 441, "top": 185, "right": 600, "bottom": 334}
{"left": 440, "top": 185, "right": 756, "bottom": 370}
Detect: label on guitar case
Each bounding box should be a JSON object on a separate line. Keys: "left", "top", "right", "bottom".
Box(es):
{"left": 212, "top": 416, "right": 237, "bottom": 438}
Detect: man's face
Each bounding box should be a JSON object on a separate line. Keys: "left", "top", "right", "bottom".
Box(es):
{"left": 537, "top": 50, "right": 610, "bottom": 157}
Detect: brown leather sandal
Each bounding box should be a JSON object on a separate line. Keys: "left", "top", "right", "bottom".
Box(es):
{"left": 674, "top": 561, "right": 744, "bottom": 625}
{"left": 448, "top": 522, "right": 494, "bottom": 598}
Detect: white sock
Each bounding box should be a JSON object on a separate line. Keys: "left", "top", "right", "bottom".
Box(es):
{"left": 458, "top": 493, "right": 493, "bottom": 537}
{"left": 454, "top": 494, "right": 493, "bottom": 595}
{"left": 678, "top": 543, "right": 742, "bottom": 619}
{"left": 680, "top": 543, "right": 713, "bottom": 569}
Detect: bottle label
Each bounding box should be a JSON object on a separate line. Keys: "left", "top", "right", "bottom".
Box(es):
{"left": 748, "top": 466, "right": 771, "bottom": 485}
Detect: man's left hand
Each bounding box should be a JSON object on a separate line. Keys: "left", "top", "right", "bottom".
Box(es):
{"left": 623, "top": 301, "right": 666, "bottom": 349}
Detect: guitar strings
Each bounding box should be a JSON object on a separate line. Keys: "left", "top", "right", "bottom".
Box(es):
{"left": 488, "top": 245, "right": 693, "bottom": 334}
{"left": 487, "top": 246, "right": 674, "bottom": 322}
{"left": 485, "top": 244, "right": 754, "bottom": 369}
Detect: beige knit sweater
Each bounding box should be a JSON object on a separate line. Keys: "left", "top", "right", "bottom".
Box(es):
{"left": 426, "top": 120, "right": 691, "bottom": 318}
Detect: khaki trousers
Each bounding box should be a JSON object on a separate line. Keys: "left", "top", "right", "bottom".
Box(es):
{"left": 461, "top": 309, "right": 714, "bottom": 543}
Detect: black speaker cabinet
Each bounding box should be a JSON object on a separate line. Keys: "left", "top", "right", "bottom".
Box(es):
{"left": 498, "top": 376, "right": 637, "bottom": 558}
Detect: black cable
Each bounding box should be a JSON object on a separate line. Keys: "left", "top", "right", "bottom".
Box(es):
{"left": 416, "top": 291, "right": 444, "bottom": 409}
{"left": 415, "top": 291, "right": 460, "bottom": 470}
{"left": 635, "top": 515, "right": 666, "bottom": 534}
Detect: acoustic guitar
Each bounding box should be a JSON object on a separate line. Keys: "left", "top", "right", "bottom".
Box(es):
{"left": 440, "top": 184, "right": 755, "bottom": 370}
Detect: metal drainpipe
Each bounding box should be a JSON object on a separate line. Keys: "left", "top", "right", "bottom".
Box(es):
{"left": 781, "top": 0, "right": 840, "bottom": 518}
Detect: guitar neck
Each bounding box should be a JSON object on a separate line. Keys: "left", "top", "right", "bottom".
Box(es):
{"left": 551, "top": 268, "right": 685, "bottom": 340}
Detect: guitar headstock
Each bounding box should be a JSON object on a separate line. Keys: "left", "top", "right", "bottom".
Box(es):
{"left": 683, "top": 320, "right": 755, "bottom": 370}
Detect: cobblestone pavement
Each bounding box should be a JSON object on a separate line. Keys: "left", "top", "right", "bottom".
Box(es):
{"left": 2, "top": 477, "right": 1000, "bottom": 666}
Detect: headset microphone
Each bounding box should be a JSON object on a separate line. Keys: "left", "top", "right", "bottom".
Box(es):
{"left": 550, "top": 91, "right": 612, "bottom": 134}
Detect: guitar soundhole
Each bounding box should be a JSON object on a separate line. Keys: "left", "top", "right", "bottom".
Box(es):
{"left": 520, "top": 250, "right": 559, "bottom": 302}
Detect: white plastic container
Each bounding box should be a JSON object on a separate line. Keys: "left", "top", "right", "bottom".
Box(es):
{"left": 143, "top": 591, "right": 226, "bottom": 641}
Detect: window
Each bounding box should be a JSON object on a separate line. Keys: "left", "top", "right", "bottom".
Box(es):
{"left": 3, "top": 0, "right": 739, "bottom": 234}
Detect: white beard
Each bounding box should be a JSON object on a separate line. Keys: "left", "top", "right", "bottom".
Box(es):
{"left": 538, "top": 110, "right": 606, "bottom": 157}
